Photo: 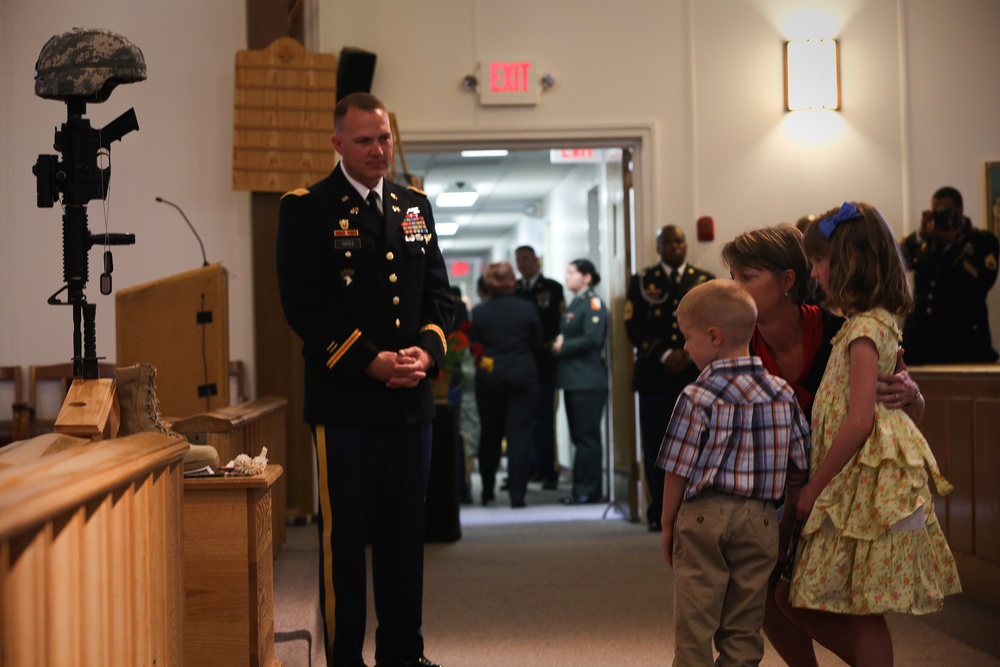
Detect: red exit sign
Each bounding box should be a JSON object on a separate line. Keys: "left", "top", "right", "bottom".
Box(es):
{"left": 490, "top": 61, "right": 531, "bottom": 92}
{"left": 478, "top": 59, "right": 540, "bottom": 106}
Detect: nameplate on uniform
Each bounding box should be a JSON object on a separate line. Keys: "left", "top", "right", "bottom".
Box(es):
{"left": 335, "top": 238, "right": 362, "bottom": 249}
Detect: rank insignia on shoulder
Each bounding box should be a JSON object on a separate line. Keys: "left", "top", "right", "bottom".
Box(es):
{"left": 281, "top": 187, "right": 310, "bottom": 199}
{"left": 407, "top": 185, "right": 428, "bottom": 197}
{"left": 986, "top": 253, "right": 998, "bottom": 271}
{"left": 590, "top": 297, "right": 601, "bottom": 310}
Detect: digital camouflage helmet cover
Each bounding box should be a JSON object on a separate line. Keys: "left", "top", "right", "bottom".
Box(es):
{"left": 35, "top": 28, "right": 146, "bottom": 102}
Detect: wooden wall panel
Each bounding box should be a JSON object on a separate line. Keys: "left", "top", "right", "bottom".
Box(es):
{"left": 974, "top": 399, "right": 1000, "bottom": 562}
{"left": 910, "top": 366, "right": 1000, "bottom": 607}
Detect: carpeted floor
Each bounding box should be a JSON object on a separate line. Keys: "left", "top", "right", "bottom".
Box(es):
{"left": 273, "top": 478, "right": 1000, "bottom": 667}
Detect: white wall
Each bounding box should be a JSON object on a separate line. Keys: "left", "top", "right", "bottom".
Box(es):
{"left": 4, "top": 0, "right": 1000, "bottom": 393}
{"left": 319, "top": 0, "right": 1000, "bottom": 334}
{"left": 0, "top": 0, "right": 253, "bottom": 389}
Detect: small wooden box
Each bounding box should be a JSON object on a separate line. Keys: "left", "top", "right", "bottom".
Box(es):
{"left": 183, "top": 464, "right": 283, "bottom": 667}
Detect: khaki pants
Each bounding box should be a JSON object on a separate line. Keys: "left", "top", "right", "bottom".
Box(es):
{"left": 672, "top": 492, "right": 778, "bottom": 667}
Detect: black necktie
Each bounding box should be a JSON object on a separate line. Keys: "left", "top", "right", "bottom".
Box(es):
{"left": 367, "top": 191, "right": 383, "bottom": 223}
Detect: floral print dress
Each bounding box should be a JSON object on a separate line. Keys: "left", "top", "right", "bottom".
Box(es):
{"left": 790, "top": 308, "right": 961, "bottom": 615}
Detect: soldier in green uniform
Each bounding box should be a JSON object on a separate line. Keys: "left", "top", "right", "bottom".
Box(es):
{"left": 624, "top": 225, "right": 713, "bottom": 530}
{"left": 553, "top": 259, "right": 608, "bottom": 504}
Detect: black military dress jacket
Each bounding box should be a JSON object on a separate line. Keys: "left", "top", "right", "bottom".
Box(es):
{"left": 903, "top": 227, "right": 1000, "bottom": 364}
{"left": 516, "top": 274, "right": 565, "bottom": 383}
{"left": 624, "top": 263, "right": 713, "bottom": 394}
{"left": 277, "top": 164, "right": 453, "bottom": 426}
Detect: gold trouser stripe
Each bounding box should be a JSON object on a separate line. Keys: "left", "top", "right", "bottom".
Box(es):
{"left": 315, "top": 425, "right": 337, "bottom": 646}
{"left": 327, "top": 329, "right": 361, "bottom": 368}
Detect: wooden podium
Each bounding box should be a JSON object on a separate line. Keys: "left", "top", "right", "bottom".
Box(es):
{"left": 115, "top": 264, "right": 230, "bottom": 418}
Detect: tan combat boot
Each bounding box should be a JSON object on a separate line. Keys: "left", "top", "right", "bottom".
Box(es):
{"left": 115, "top": 363, "right": 220, "bottom": 471}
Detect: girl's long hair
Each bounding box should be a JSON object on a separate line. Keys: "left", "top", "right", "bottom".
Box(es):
{"left": 803, "top": 201, "right": 913, "bottom": 317}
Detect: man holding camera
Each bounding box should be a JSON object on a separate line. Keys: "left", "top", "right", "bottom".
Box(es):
{"left": 901, "top": 186, "right": 1000, "bottom": 364}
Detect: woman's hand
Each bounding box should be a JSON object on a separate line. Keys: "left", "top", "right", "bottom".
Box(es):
{"left": 551, "top": 334, "right": 564, "bottom": 355}
{"left": 876, "top": 349, "right": 923, "bottom": 413}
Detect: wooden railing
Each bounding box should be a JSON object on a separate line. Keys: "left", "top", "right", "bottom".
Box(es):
{"left": 0, "top": 432, "right": 189, "bottom": 666}
{"left": 910, "top": 364, "right": 1000, "bottom": 607}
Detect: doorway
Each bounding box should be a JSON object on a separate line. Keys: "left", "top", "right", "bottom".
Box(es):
{"left": 404, "top": 142, "right": 642, "bottom": 521}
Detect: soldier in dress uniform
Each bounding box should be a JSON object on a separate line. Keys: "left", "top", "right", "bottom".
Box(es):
{"left": 276, "top": 92, "right": 451, "bottom": 667}
{"left": 902, "top": 186, "right": 999, "bottom": 364}
{"left": 554, "top": 259, "right": 609, "bottom": 504}
{"left": 624, "top": 225, "right": 713, "bottom": 531}
{"left": 514, "top": 245, "right": 565, "bottom": 488}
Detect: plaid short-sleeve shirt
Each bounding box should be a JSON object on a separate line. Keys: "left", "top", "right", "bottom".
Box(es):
{"left": 655, "top": 356, "right": 810, "bottom": 501}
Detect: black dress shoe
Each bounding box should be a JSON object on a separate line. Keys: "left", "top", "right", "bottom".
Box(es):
{"left": 511, "top": 499, "right": 526, "bottom": 508}
{"left": 648, "top": 520, "right": 662, "bottom": 533}
{"left": 376, "top": 657, "right": 442, "bottom": 667}
{"left": 560, "top": 494, "right": 597, "bottom": 505}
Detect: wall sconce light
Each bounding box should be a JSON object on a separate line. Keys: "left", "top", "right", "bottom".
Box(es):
{"left": 784, "top": 38, "right": 840, "bottom": 111}
{"left": 435, "top": 182, "right": 479, "bottom": 208}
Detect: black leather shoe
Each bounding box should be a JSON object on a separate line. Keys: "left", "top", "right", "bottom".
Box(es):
{"left": 376, "top": 658, "right": 442, "bottom": 667}
{"left": 648, "top": 520, "right": 662, "bottom": 533}
{"left": 560, "top": 494, "right": 598, "bottom": 505}
{"left": 511, "top": 499, "right": 526, "bottom": 508}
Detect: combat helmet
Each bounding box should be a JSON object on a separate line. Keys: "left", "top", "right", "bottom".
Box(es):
{"left": 35, "top": 28, "right": 146, "bottom": 102}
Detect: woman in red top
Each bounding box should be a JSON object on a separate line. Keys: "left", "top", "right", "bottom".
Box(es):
{"left": 721, "top": 223, "right": 924, "bottom": 667}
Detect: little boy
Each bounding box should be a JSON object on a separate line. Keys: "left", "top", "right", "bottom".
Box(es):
{"left": 656, "top": 279, "right": 809, "bottom": 666}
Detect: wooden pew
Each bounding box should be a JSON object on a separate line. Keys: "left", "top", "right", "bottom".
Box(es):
{"left": 170, "top": 397, "right": 288, "bottom": 553}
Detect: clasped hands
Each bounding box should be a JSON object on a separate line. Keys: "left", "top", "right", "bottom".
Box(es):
{"left": 366, "top": 346, "right": 431, "bottom": 388}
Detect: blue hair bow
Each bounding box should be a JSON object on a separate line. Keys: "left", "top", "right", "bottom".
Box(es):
{"left": 817, "top": 202, "right": 861, "bottom": 238}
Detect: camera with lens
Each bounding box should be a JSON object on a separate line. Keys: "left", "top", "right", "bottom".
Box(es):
{"left": 933, "top": 206, "right": 958, "bottom": 231}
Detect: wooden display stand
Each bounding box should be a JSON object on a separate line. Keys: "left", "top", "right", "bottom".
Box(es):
{"left": 54, "top": 378, "right": 119, "bottom": 440}
{"left": 115, "top": 264, "right": 230, "bottom": 418}
{"left": 183, "top": 464, "right": 283, "bottom": 667}
{"left": 170, "top": 397, "right": 288, "bottom": 553}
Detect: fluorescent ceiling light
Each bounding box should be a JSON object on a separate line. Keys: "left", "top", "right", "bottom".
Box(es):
{"left": 436, "top": 222, "right": 460, "bottom": 236}
{"left": 461, "top": 149, "right": 509, "bottom": 158}
{"left": 435, "top": 182, "right": 479, "bottom": 208}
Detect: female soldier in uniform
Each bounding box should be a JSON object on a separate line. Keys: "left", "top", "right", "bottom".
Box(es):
{"left": 553, "top": 259, "right": 608, "bottom": 505}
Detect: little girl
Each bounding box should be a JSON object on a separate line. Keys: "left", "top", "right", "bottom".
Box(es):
{"left": 789, "top": 202, "right": 961, "bottom": 665}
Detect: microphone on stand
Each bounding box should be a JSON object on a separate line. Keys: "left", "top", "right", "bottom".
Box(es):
{"left": 155, "top": 196, "right": 209, "bottom": 266}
